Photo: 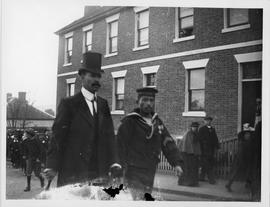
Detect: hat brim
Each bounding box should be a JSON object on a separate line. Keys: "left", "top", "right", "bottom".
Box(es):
{"left": 78, "top": 67, "right": 104, "bottom": 75}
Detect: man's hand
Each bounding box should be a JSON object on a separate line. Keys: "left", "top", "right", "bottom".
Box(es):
{"left": 43, "top": 168, "right": 57, "bottom": 181}
{"left": 175, "top": 165, "right": 183, "bottom": 177}
{"left": 109, "top": 163, "right": 123, "bottom": 178}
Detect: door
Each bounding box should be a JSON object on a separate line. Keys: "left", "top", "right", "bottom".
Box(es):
{"left": 241, "top": 61, "right": 262, "bottom": 128}
{"left": 242, "top": 81, "right": 261, "bottom": 127}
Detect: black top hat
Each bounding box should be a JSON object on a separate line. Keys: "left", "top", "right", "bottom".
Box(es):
{"left": 204, "top": 116, "right": 213, "bottom": 121}
{"left": 190, "top": 122, "right": 200, "bottom": 127}
{"left": 136, "top": 87, "right": 158, "bottom": 98}
{"left": 78, "top": 52, "right": 104, "bottom": 75}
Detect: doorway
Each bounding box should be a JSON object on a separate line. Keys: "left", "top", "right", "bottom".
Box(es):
{"left": 240, "top": 61, "right": 262, "bottom": 128}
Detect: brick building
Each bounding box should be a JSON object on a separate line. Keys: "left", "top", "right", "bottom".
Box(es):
{"left": 55, "top": 6, "right": 262, "bottom": 141}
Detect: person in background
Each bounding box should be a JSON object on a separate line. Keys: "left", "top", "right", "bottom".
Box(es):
{"left": 10, "top": 135, "right": 21, "bottom": 168}
{"left": 198, "top": 116, "right": 220, "bottom": 184}
{"left": 117, "top": 87, "right": 183, "bottom": 200}
{"left": 178, "top": 122, "right": 201, "bottom": 187}
{"left": 21, "top": 128, "right": 44, "bottom": 192}
{"left": 225, "top": 123, "right": 253, "bottom": 192}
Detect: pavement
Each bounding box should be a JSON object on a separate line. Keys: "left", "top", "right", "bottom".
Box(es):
{"left": 153, "top": 171, "right": 251, "bottom": 201}
{"left": 6, "top": 161, "right": 251, "bottom": 201}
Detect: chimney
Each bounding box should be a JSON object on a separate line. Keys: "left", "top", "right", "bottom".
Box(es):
{"left": 18, "top": 92, "right": 26, "bottom": 101}
{"left": 84, "top": 6, "right": 102, "bottom": 17}
{"left": 7, "top": 93, "right": 12, "bottom": 102}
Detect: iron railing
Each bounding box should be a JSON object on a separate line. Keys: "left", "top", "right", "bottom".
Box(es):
{"left": 157, "top": 137, "right": 239, "bottom": 179}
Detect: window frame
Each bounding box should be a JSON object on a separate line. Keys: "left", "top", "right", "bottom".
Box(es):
{"left": 141, "top": 65, "right": 160, "bottom": 88}
{"left": 187, "top": 68, "right": 205, "bottom": 111}
{"left": 227, "top": 8, "right": 249, "bottom": 28}
{"left": 111, "top": 70, "right": 127, "bottom": 114}
{"left": 182, "top": 58, "right": 209, "bottom": 117}
{"left": 222, "top": 8, "right": 250, "bottom": 33}
{"left": 178, "top": 7, "right": 194, "bottom": 38}
{"left": 66, "top": 78, "right": 76, "bottom": 97}
{"left": 114, "top": 77, "right": 125, "bottom": 111}
{"left": 84, "top": 29, "right": 93, "bottom": 53}
{"left": 105, "top": 13, "right": 120, "bottom": 57}
{"left": 108, "top": 20, "right": 118, "bottom": 54}
{"left": 64, "top": 32, "right": 73, "bottom": 66}
{"left": 133, "top": 7, "right": 150, "bottom": 51}
{"left": 173, "top": 7, "right": 195, "bottom": 43}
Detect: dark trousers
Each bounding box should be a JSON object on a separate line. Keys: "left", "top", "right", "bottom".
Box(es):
{"left": 125, "top": 166, "right": 156, "bottom": 200}
{"left": 200, "top": 154, "right": 216, "bottom": 183}
{"left": 178, "top": 153, "right": 199, "bottom": 186}
{"left": 25, "top": 159, "right": 41, "bottom": 177}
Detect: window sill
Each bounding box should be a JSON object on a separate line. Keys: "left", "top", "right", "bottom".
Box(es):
{"left": 111, "top": 110, "right": 125, "bottom": 115}
{"left": 221, "top": 24, "right": 250, "bottom": 33}
{"left": 182, "top": 111, "right": 206, "bottom": 117}
{"left": 173, "top": 35, "right": 195, "bottom": 43}
{"left": 105, "top": 52, "right": 118, "bottom": 58}
{"left": 63, "top": 63, "right": 72, "bottom": 67}
{"left": 132, "top": 45, "right": 149, "bottom": 51}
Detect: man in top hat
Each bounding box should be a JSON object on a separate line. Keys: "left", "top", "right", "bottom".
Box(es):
{"left": 178, "top": 122, "right": 201, "bottom": 187}
{"left": 44, "top": 51, "right": 121, "bottom": 187}
{"left": 198, "top": 116, "right": 220, "bottom": 184}
{"left": 117, "top": 87, "right": 183, "bottom": 200}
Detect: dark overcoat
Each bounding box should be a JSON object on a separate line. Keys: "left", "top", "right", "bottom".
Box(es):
{"left": 46, "top": 92, "right": 118, "bottom": 187}
{"left": 198, "top": 125, "right": 219, "bottom": 156}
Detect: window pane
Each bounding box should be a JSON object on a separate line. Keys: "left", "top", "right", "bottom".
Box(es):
{"left": 242, "top": 61, "right": 262, "bottom": 79}
{"left": 117, "top": 94, "right": 124, "bottom": 100}
{"left": 66, "top": 51, "right": 72, "bottom": 63}
{"left": 110, "top": 37, "right": 117, "bottom": 53}
{"left": 190, "top": 90, "right": 205, "bottom": 111}
{"left": 181, "top": 16, "right": 193, "bottom": 29}
{"left": 86, "top": 45, "right": 92, "bottom": 51}
{"left": 86, "top": 30, "right": 92, "bottom": 45}
{"left": 179, "top": 27, "right": 193, "bottom": 37}
{"left": 180, "top": 7, "right": 194, "bottom": 18}
{"left": 139, "top": 28, "right": 149, "bottom": 46}
{"left": 229, "top": 9, "right": 248, "bottom": 26}
{"left": 116, "top": 78, "right": 125, "bottom": 94}
{"left": 138, "top": 10, "right": 149, "bottom": 29}
{"left": 190, "top": 69, "right": 205, "bottom": 89}
{"left": 116, "top": 100, "right": 124, "bottom": 110}
{"left": 146, "top": 73, "right": 156, "bottom": 86}
{"left": 110, "top": 21, "right": 118, "bottom": 37}
{"left": 69, "top": 83, "right": 75, "bottom": 96}
{"left": 67, "top": 38, "right": 73, "bottom": 50}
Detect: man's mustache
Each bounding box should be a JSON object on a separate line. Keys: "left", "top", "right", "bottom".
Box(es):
{"left": 92, "top": 82, "right": 101, "bottom": 87}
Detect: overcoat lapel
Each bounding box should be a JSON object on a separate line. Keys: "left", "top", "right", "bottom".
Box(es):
{"left": 96, "top": 97, "right": 104, "bottom": 130}
{"left": 76, "top": 92, "right": 94, "bottom": 127}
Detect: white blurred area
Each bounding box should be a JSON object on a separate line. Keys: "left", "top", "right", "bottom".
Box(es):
{"left": 37, "top": 183, "right": 133, "bottom": 200}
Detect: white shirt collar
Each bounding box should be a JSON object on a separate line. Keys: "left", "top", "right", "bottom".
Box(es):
{"left": 81, "top": 87, "right": 96, "bottom": 101}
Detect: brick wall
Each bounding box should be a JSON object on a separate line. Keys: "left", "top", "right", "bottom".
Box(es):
{"left": 55, "top": 7, "right": 263, "bottom": 140}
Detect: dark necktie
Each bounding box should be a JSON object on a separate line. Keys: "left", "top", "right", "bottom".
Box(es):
{"left": 91, "top": 99, "right": 97, "bottom": 117}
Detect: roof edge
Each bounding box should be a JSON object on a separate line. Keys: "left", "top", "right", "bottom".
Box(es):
{"left": 55, "top": 7, "right": 127, "bottom": 35}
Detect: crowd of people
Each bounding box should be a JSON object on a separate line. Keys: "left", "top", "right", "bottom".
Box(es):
{"left": 178, "top": 119, "right": 261, "bottom": 200}
{"left": 7, "top": 129, "right": 51, "bottom": 191}
{"left": 6, "top": 51, "right": 262, "bottom": 201}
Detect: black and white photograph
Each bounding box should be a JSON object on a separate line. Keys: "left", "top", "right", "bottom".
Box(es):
{"left": 1, "top": 0, "right": 270, "bottom": 206}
